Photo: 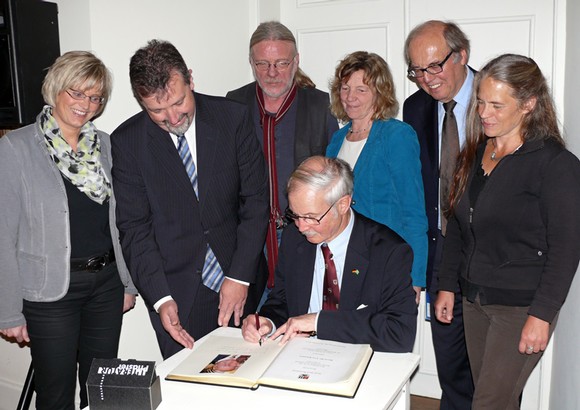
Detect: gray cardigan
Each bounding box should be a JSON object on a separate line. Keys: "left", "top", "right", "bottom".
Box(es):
{"left": 0, "top": 121, "right": 136, "bottom": 330}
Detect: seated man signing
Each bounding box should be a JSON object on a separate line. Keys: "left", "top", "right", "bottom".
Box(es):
{"left": 241, "top": 156, "right": 417, "bottom": 352}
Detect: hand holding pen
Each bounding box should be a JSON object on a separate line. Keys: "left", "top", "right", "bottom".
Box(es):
{"left": 241, "top": 313, "right": 272, "bottom": 344}
{"left": 255, "top": 313, "right": 263, "bottom": 346}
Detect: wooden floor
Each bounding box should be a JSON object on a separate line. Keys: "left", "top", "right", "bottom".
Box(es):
{"left": 411, "top": 394, "right": 440, "bottom": 410}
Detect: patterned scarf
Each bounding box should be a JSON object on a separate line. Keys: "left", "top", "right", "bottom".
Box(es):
{"left": 256, "top": 83, "right": 297, "bottom": 288}
{"left": 39, "top": 105, "right": 111, "bottom": 204}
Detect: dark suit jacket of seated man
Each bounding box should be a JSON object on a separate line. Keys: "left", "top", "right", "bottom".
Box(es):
{"left": 252, "top": 157, "right": 417, "bottom": 353}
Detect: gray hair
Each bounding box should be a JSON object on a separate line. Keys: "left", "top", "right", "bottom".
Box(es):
{"left": 287, "top": 156, "right": 353, "bottom": 204}
{"left": 249, "top": 21, "right": 315, "bottom": 88}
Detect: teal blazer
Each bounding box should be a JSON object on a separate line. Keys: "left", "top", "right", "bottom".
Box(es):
{"left": 327, "top": 118, "right": 428, "bottom": 287}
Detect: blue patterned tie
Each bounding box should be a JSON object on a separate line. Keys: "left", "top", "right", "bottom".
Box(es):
{"left": 177, "top": 135, "right": 224, "bottom": 292}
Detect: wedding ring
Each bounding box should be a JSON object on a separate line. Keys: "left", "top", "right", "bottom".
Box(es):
{"left": 526, "top": 346, "right": 534, "bottom": 353}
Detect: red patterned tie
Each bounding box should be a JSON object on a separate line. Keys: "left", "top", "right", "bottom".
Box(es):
{"left": 321, "top": 243, "right": 340, "bottom": 311}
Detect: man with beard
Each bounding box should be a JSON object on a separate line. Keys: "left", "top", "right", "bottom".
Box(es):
{"left": 227, "top": 21, "right": 338, "bottom": 292}
{"left": 111, "top": 40, "right": 269, "bottom": 359}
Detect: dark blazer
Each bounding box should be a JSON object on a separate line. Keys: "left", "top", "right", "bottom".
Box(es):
{"left": 403, "top": 73, "right": 476, "bottom": 409}
{"left": 111, "top": 92, "right": 269, "bottom": 340}
{"left": 260, "top": 212, "right": 418, "bottom": 352}
{"left": 226, "top": 82, "right": 336, "bottom": 166}
{"left": 403, "top": 69, "right": 475, "bottom": 287}
{"left": 403, "top": 89, "right": 440, "bottom": 285}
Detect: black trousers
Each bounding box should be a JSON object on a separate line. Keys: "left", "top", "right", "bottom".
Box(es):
{"left": 429, "top": 231, "right": 474, "bottom": 410}
{"left": 23, "top": 263, "right": 124, "bottom": 410}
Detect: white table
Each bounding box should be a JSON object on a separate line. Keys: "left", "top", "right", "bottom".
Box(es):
{"left": 153, "top": 328, "right": 420, "bottom": 410}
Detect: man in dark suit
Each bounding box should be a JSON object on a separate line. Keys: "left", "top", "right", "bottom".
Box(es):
{"left": 226, "top": 21, "right": 338, "bottom": 289}
{"left": 402, "top": 21, "right": 475, "bottom": 408}
{"left": 111, "top": 40, "right": 269, "bottom": 359}
{"left": 241, "top": 156, "right": 417, "bottom": 353}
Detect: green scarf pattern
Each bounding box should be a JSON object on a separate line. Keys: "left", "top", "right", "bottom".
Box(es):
{"left": 39, "top": 105, "right": 111, "bottom": 204}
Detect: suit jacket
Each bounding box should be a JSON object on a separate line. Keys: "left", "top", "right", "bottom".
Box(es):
{"left": 403, "top": 89, "right": 439, "bottom": 284}
{"left": 226, "top": 82, "right": 336, "bottom": 167}
{"left": 402, "top": 70, "right": 475, "bottom": 287}
{"left": 111, "top": 92, "right": 269, "bottom": 331}
{"left": 260, "top": 212, "right": 418, "bottom": 352}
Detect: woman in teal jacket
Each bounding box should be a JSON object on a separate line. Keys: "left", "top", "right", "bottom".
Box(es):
{"left": 326, "top": 51, "right": 427, "bottom": 301}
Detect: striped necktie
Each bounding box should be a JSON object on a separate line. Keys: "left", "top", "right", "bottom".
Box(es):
{"left": 177, "top": 135, "right": 224, "bottom": 292}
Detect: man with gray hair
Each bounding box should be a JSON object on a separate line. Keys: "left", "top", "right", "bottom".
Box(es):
{"left": 241, "top": 156, "right": 417, "bottom": 352}
{"left": 403, "top": 20, "right": 475, "bottom": 408}
{"left": 227, "top": 21, "right": 338, "bottom": 291}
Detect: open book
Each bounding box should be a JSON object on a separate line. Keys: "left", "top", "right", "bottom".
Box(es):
{"left": 165, "top": 328, "right": 373, "bottom": 398}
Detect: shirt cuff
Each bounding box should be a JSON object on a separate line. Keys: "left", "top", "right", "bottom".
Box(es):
{"left": 153, "top": 295, "right": 173, "bottom": 312}
{"left": 153, "top": 276, "right": 248, "bottom": 312}
{"left": 314, "top": 311, "right": 321, "bottom": 332}
{"left": 225, "top": 276, "right": 249, "bottom": 286}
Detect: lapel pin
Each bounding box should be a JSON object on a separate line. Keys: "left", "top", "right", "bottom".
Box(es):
{"left": 352, "top": 269, "right": 360, "bottom": 275}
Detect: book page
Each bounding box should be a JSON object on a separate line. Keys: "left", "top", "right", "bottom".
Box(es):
{"left": 259, "top": 337, "right": 373, "bottom": 396}
{"left": 166, "top": 334, "right": 283, "bottom": 388}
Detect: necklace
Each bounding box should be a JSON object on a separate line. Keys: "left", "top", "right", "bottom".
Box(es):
{"left": 349, "top": 121, "right": 372, "bottom": 134}
{"left": 348, "top": 127, "right": 368, "bottom": 134}
{"left": 490, "top": 139, "right": 523, "bottom": 161}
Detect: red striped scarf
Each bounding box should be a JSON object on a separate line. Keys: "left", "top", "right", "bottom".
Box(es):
{"left": 256, "top": 82, "right": 298, "bottom": 288}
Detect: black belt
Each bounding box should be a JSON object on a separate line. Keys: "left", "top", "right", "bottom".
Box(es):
{"left": 70, "top": 250, "right": 116, "bottom": 272}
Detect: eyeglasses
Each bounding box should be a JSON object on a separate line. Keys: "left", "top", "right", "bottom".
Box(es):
{"left": 285, "top": 201, "right": 336, "bottom": 226}
{"left": 252, "top": 56, "right": 296, "bottom": 72}
{"left": 407, "top": 51, "right": 454, "bottom": 79}
{"left": 65, "top": 89, "right": 105, "bottom": 105}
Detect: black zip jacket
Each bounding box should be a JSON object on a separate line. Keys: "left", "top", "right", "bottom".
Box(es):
{"left": 438, "top": 137, "right": 580, "bottom": 323}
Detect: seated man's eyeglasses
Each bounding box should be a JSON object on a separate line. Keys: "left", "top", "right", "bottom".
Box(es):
{"left": 66, "top": 89, "right": 105, "bottom": 105}
{"left": 285, "top": 201, "right": 337, "bottom": 226}
{"left": 252, "top": 56, "right": 296, "bottom": 72}
{"left": 407, "top": 50, "right": 454, "bottom": 79}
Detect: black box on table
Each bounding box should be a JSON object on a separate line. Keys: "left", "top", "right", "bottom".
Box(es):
{"left": 86, "top": 359, "right": 161, "bottom": 409}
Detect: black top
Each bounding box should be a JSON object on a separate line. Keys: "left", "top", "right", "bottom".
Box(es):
{"left": 251, "top": 100, "right": 298, "bottom": 211}
{"left": 438, "top": 138, "right": 580, "bottom": 323}
{"left": 469, "top": 163, "right": 488, "bottom": 206}
{"left": 62, "top": 175, "right": 112, "bottom": 258}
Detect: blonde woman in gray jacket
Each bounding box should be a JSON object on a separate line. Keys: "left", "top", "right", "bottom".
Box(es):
{"left": 0, "top": 51, "right": 137, "bottom": 410}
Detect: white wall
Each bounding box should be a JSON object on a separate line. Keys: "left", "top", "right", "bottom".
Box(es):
{"left": 54, "top": 0, "right": 257, "bottom": 134}
{"left": 550, "top": 0, "right": 580, "bottom": 408}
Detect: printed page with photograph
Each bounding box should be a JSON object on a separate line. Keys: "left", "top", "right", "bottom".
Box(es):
{"left": 165, "top": 328, "right": 373, "bottom": 397}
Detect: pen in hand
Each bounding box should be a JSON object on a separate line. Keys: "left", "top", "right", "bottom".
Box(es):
{"left": 255, "top": 313, "right": 263, "bottom": 346}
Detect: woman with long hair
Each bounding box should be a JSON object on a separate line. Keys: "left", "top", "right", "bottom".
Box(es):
{"left": 434, "top": 53, "right": 580, "bottom": 409}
